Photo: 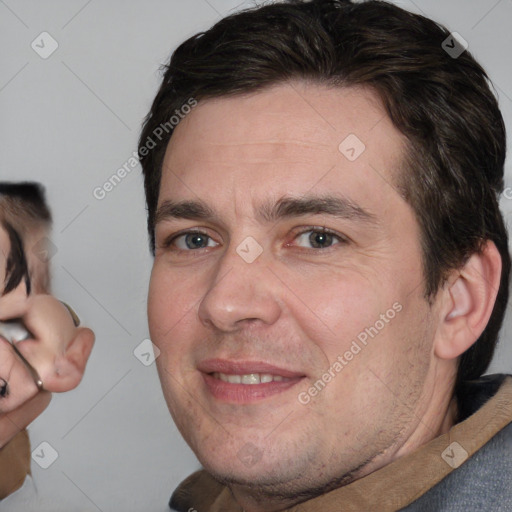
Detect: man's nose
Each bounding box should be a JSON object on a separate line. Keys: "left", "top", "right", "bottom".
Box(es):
{"left": 197, "top": 241, "right": 282, "bottom": 332}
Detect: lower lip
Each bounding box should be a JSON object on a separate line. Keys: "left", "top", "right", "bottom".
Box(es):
{"left": 202, "top": 373, "right": 302, "bottom": 404}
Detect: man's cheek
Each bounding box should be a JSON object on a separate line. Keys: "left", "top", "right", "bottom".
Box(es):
{"left": 147, "top": 282, "right": 176, "bottom": 340}
{"left": 292, "top": 280, "right": 376, "bottom": 339}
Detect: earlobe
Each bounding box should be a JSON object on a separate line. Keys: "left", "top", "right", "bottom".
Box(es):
{"left": 434, "top": 241, "right": 502, "bottom": 361}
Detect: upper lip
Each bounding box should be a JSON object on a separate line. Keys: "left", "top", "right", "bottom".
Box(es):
{"left": 198, "top": 359, "right": 305, "bottom": 378}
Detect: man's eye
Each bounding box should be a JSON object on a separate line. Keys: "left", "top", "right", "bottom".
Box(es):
{"left": 293, "top": 229, "right": 346, "bottom": 250}
{"left": 163, "top": 228, "right": 346, "bottom": 253}
{"left": 170, "top": 231, "right": 218, "bottom": 251}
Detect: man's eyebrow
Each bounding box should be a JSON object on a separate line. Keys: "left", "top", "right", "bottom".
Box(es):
{"left": 155, "top": 200, "right": 217, "bottom": 224}
{"left": 154, "top": 195, "right": 378, "bottom": 226}
{"left": 258, "top": 195, "right": 378, "bottom": 224}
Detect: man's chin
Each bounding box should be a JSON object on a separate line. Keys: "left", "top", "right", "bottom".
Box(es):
{"left": 195, "top": 442, "right": 291, "bottom": 485}
{"left": 198, "top": 456, "right": 352, "bottom": 507}
{"left": 193, "top": 440, "right": 317, "bottom": 496}
{"left": 201, "top": 460, "right": 300, "bottom": 499}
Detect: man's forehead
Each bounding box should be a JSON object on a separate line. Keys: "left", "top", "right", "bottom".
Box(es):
{"left": 160, "top": 81, "right": 408, "bottom": 215}
{"left": 167, "top": 82, "right": 393, "bottom": 154}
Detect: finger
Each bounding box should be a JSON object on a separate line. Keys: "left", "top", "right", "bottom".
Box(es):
{"left": 2, "top": 295, "right": 94, "bottom": 395}
{"left": 16, "top": 326, "right": 95, "bottom": 393}
{"left": 0, "top": 338, "right": 42, "bottom": 413}
{"left": 21, "top": 295, "right": 78, "bottom": 359}
{"left": 7, "top": 295, "right": 77, "bottom": 387}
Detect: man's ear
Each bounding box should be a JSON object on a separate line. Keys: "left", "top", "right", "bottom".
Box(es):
{"left": 434, "top": 240, "right": 502, "bottom": 360}
{"left": 39, "top": 327, "right": 95, "bottom": 393}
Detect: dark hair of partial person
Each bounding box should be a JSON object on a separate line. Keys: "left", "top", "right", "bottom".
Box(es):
{"left": 0, "top": 182, "right": 51, "bottom": 295}
{"left": 138, "top": 0, "right": 510, "bottom": 403}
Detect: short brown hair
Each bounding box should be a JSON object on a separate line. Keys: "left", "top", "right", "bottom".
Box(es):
{"left": 139, "top": 0, "right": 510, "bottom": 397}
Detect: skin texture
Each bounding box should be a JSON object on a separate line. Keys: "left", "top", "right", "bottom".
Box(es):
{"left": 148, "top": 82, "right": 501, "bottom": 511}
{"left": 0, "top": 221, "right": 94, "bottom": 448}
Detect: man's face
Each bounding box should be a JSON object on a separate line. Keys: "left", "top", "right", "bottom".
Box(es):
{"left": 148, "top": 83, "right": 442, "bottom": 499}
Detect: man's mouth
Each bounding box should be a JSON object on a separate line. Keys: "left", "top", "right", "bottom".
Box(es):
{"left": 199, "top": 359, "right": 305, "bottom": 403}
{"left": 211, "top": 372, "right": 292, "bottom": 384}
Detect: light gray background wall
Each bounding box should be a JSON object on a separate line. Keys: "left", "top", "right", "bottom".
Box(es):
{"left": 0, "top": 1, "right": 511, "bottom": 510}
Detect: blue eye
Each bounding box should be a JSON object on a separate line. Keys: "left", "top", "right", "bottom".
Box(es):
{"left": 294, "top": 229, "right": 346, "bottom": 249}
{"left": 172, "top": 232, "right": 218, "bottom": 250}
{"left": 162, "top": 227, "right": 346, "bottom": 254}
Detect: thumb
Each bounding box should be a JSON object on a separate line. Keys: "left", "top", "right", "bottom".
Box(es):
{"left": 41, "top": 327, "right": 95, "bottom": 393}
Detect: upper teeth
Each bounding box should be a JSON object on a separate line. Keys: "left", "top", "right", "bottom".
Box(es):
{"left": 212, "top": 372, "right": 289, "bottom": 384}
